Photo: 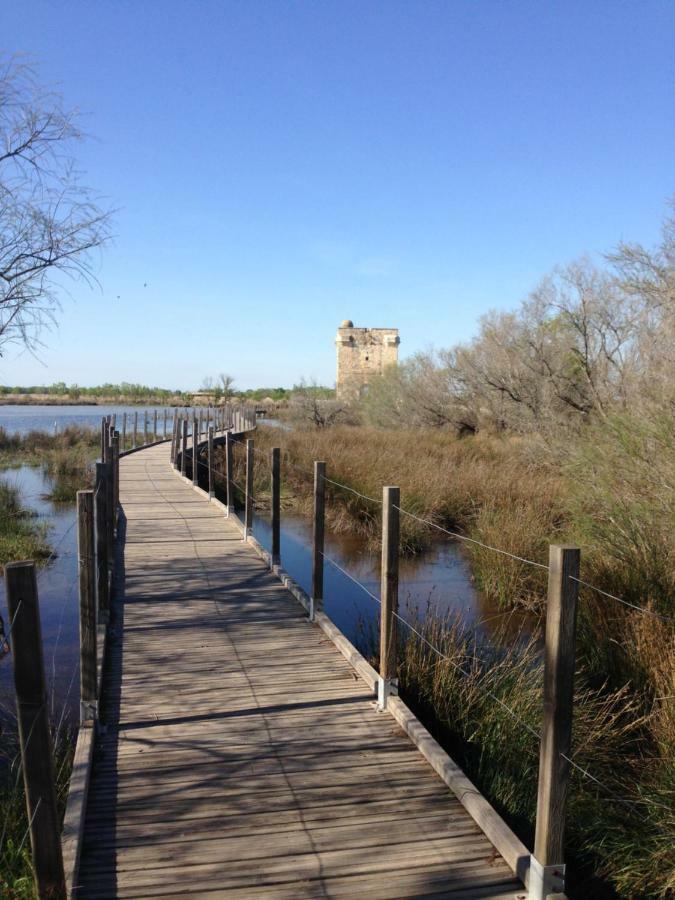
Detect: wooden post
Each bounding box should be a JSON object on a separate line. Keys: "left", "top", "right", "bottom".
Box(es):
{"left": 181, "top": 419, "right": 188, "bottom": 477}
{"left": 192, "top": 414, "right": 198, "bottom": 486}
{"left": 170, "top": 415, "right": 177, "bottom": 465}
{"left": 5, "top": 562, "right": 67, "bottom": 898}
{"left": 153, "top": 409, "right": 158, "bottom": 442}
{"left": 77, "top": 491, "right": 97, "bottom": 725}
{"left": 379, "top": 485, "right": 400, "bottom": 709}
{"left": 208, "top": 426, "right": 215, "bottom": 498}
{"left": 271, "top": 448, "right": 281, "bottom": 566}
{"left": 531, "top": 545, "right": 580, "bottom": 900}
{"left": 95, "top": 462, "right": 110, "bottom": 622}
{"left": 163, "top": 407, "right": 168, "bottom": 438}
{"left": 133, "top": 411, "right": 138, "bottom": 449}
{"left": 225, "top": 432, "right": 234, "bottom": 516}
{"left": 111, "top": 431, "right": 120, "bottom": 516}
{"left": 121, "top": 412, "right": 127, "bottom": 451}
{"left": 100, "top": 417, "right": 106, "bottom": 460}
{"left": 198, "top": 408, "right": 203, "bottom": 438}
{"left": 311, "top": 461, "right": 326, "bottom": 620}
{"left": 244, "top": 439, "right": 254, "bottom": 540}
{"left": 105, "top": 457, "right": 114, "bottom": 564}
{"left": 143, "top": 411, "right": 148, "bottom": 446}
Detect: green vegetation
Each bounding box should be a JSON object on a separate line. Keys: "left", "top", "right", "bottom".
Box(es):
{"left": 0, "top": 426, "right": 98, "bottom": 503}
{"left": 0, "top": 481, "right": 50, "bottom": 570}
{"left": 395, "top": 614, "right": 671, "bottom": 899}
{"left": 0, "top": 719, "right": 74, "bottom": 899}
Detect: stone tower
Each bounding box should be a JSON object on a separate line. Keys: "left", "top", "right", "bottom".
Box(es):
{"left": 335, "top": 320, "right": 400, "bottom": 400}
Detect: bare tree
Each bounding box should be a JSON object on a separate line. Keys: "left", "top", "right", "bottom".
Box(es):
{"left": 0, "top": 56, "right": 112, "bottom": 354}
{"left": 288, "top": 379, "right": 351, "bottom": 428}
{"left": 218, "top": 373, "right": 236, "bottom": 400}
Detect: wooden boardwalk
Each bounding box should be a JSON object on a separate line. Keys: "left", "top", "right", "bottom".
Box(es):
{"left": 76, "top": 442, "right": 524, "bottom": 898}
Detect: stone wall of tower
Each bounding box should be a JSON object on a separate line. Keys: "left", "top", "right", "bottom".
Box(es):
{"left": 335, "top": 323, "right": 400, "bottom": 400}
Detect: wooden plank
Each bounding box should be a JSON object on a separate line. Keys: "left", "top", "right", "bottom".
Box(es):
{"left": 61, "top": 725, "right": 95, "bottom": 895}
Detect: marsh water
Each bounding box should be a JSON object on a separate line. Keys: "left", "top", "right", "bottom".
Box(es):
{"left": 0, "top": 404, "right": 176, "bottom": 437}
{"left": 1, "top": 405, "right": 533, "bottom": 723}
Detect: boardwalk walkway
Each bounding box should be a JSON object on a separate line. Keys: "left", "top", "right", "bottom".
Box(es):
{"left": 76, "top": 442, "right": 524, "bottom": 898}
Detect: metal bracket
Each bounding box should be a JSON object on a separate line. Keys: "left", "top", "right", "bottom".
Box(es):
{"left": 528, "top": 856, "right": 565, "bottom": 899}
{"left": 377, "top": 677, "right": 398, "bottom": 711}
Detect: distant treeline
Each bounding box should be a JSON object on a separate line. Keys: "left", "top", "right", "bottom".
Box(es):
{"left": 0, "top": 382, "right": 184, "bottom": 401}
{"left": 0, "top": 383, "right": 334, "bottom": 403}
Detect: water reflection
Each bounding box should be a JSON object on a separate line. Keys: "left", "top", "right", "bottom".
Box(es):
{"left": 0, "top": 466, "right": 80, "bottom": 720}
{"left": 250, "top": 505, "right": 535, "bottom": 659}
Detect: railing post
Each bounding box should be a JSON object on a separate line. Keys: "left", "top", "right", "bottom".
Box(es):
{"left": 181, "top": 419, "right": 188, "bottom": 477}
{"left": 244, "top": 439, "right": 254, "bottom": 540}
{"left": 95, "top": 462, "right": 110, "bottom": 623}
{"left": 198, "top": 408, "right": 203, "bottom": 439}
{"left": 111, "top": 431, "right": 120, "bottom": 516}
{"left": 105, "top": 458, "right": 114, "bottom": 564}
{"left": 163, "top": 407, "right": 168, "bottom": 438}
{"left": 152, "top": 409, "right": 157, "bottom": 442}
{"left": 311, "top": 461, "right": 326, "bottom": 621}
{"left": 133, "top": 411, "right": 138, "bottom": 449}
{"left": 143, "top": 411, "right": 148, "bottom": 446}
{"left": 169, "top": 415, "right": 176, "bottom": 465}
{"left": 530, "top": 545, "right": 580, "bottom": 900}
{"left": 208, "top": 426, "right": 215, "bottom": 498}
{"left": 77, "top": 490, "right": 97, "bottom": 725}
{"left": 5, "top": 562, "right": 67, "bottom": 898}
{"left": 192, "top": 413, "right": 198, "bottom": 487}
{"left": 100, "top": 417, "right": 107, "bottom": 460}
{"left": 271, "top": 448, "right": 281, "bottom": 566}
{"left": 121, "top": 412, "right": 127, "bottom": 451}
{"left": 378, "top": 485, "right": 400, "bottom": 710}
{"left": 225, "top": 432, "right": 234, "bottom": 516}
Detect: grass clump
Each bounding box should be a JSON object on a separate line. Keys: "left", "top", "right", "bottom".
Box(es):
{"left": 0, "top": 482, "right": 49, "bottom": 571}
{"left": 393, "top": 612, "right": 674, "bottom": 899}
{"left": 0, "top": 714, "right": 75, "bottom": 899}
{"left": 0, "top": 426, "right": 98, "bottom": 502}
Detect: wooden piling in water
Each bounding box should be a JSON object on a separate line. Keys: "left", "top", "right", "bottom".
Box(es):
{"left": 271, "top": 448, "right": 281, "bottom": 565}
{"left": 95, "top": 462, "right": 110, "bottom": 622}
{"left": 244, "top": 439, "right": 254, "bottom": 539}
{"left": 311, "top": 461, "right": 326, "bottom": 621}
{"left": 208, "top": 426, "right": 215, "bottom": 498}
{"left": 226, "top": 432, "right": 234, "bottom": 515}
{"left": 77, "top": 490, "right": 97, "bottom": 725}
{"left": 531, "top": 544, "right": 580, "bottom": 899}
{"left": 379, "top": 485, "right": 400, "bottom": 710}
{"left": 5, "top": 562, "right": 67, "bottom": 898}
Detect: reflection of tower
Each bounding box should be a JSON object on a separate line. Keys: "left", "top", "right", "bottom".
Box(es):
{"left": 335, "top": 320, "right": 400, "bottom": 400}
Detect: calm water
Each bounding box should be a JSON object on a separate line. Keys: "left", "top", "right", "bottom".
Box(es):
{"left": 250, "top": 508, "right": 530, "bottom": 653}
{"left": 0, "top": 466, "right": 81, "bottom": 722}
{"left": 0, "top": 404, "right": 176, "bottom": 436}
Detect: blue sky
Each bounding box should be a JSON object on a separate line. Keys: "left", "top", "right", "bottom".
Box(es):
{"left": 3, "top": 1, "right": 673, "bottom": 390}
